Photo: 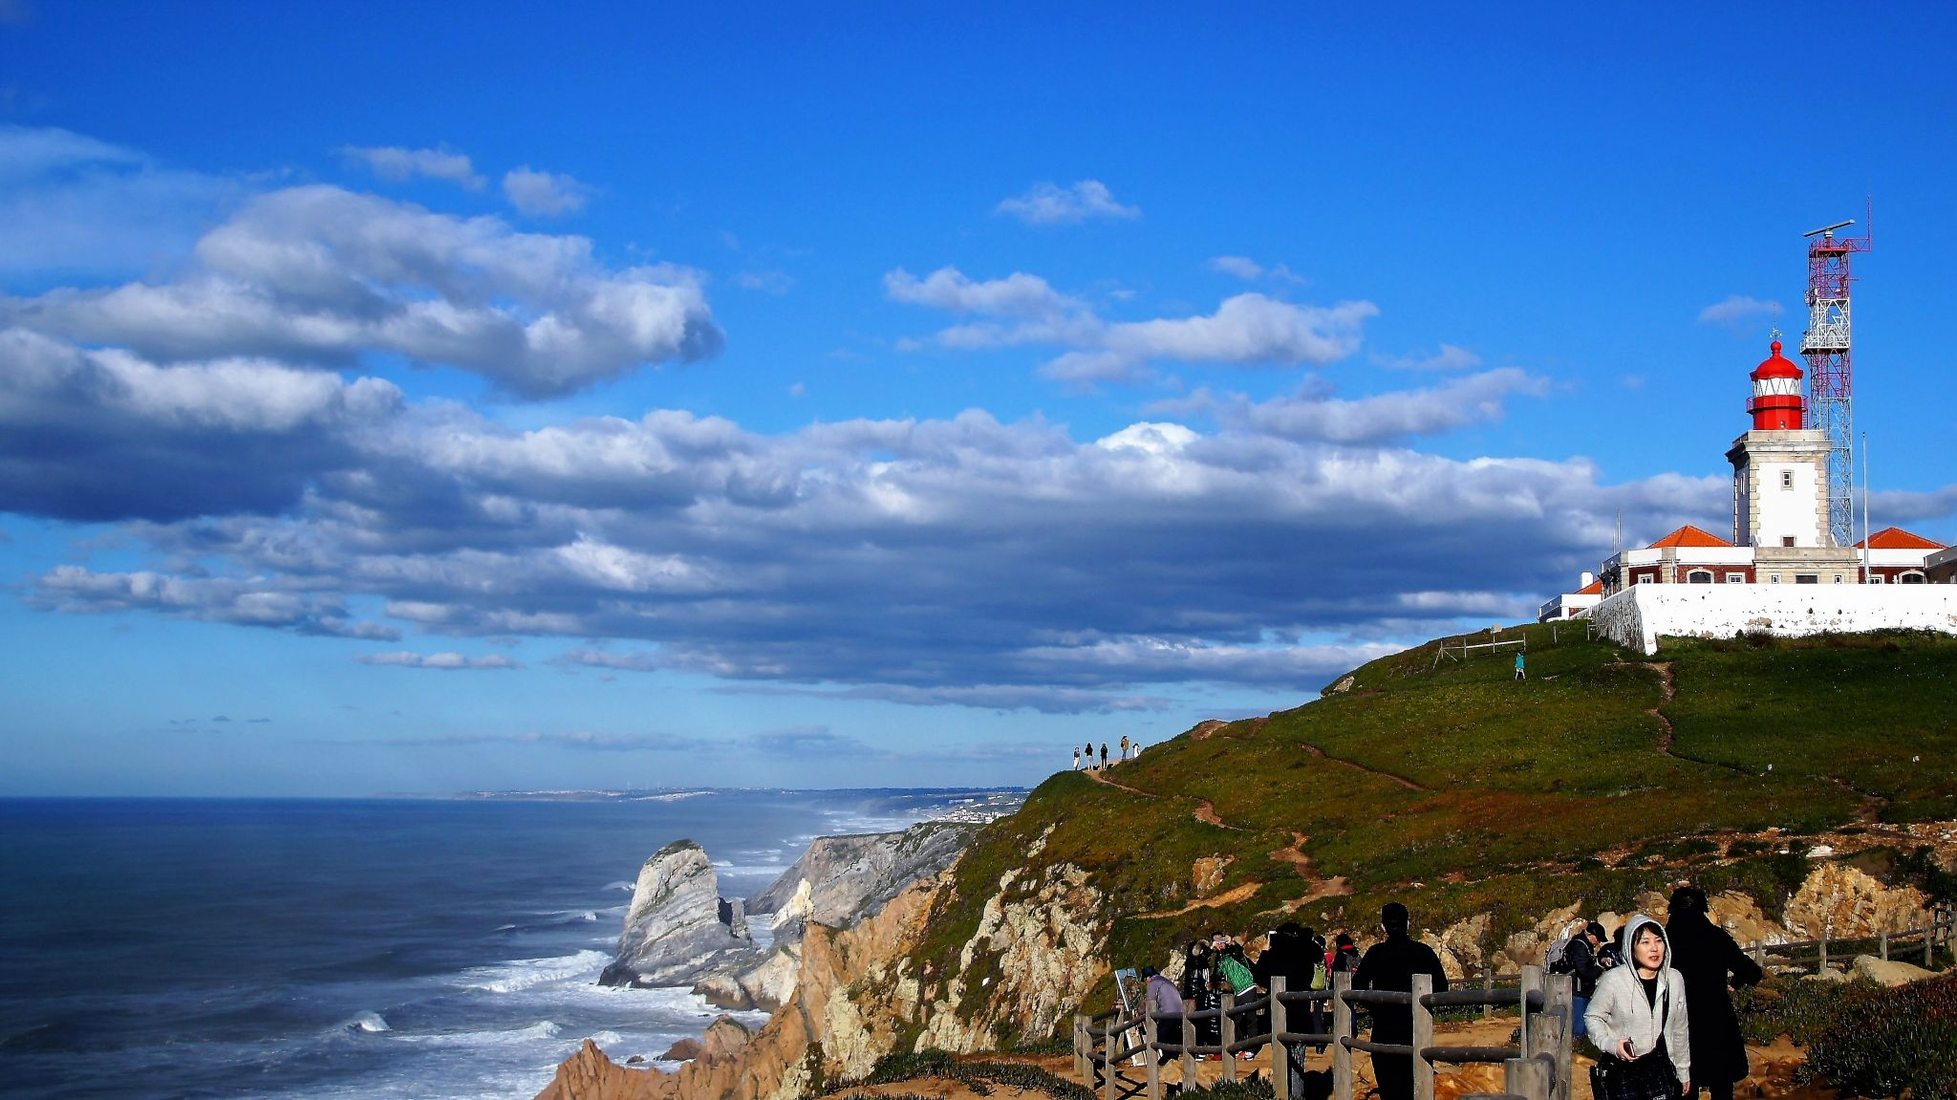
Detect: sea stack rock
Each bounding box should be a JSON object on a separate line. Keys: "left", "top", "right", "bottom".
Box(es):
{"left": 749, "top": 820, "right": 979, "bottom": 944}
{"left": 600, "top": 839, "right": 755, "bottom": 987}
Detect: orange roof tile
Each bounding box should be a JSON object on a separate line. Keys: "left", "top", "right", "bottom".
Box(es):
{"left": 1854, "top": 526, "right": 1945, "bottom": 550}
{"left": 1577, "top": 580, "right": 1603, "bottom": 595}
{"left": 1648, "top": 525, "right": 1734, "bottom": 548}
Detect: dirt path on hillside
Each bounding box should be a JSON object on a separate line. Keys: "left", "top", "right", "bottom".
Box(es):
{"left": 1271, "top": 830, "right": 1353, "bottom": 910}
{"left": 1619, "top": 662, "right": 1884, "bottom": 823}
{"left": 1296, "top": 738, "right": 1429, "bottom": 792}
{"left": 1619, "top": 661, "right": 1753, "bottom": 777}
{"left": 1085, "top": 767, "right": 1245, "bottom": 832}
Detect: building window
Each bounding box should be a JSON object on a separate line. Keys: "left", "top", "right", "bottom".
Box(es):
{"left": 1769, "top": 574, "right": 1781, "bottom": 583}
{"left": 1782, "top": 536, "right": 1796, "bottom": 547}
{"left": 1901, "top": 572, "right": 1926, "bottom": 584}
{"left": 1726, "top": 572, "right": 1745, "bottom": 583}
{"left": 1834, "top": 574, "right": 1844, "bottom": 583}
{"left": 1781, "top": 470, "right": 1794, "bottom": 489}
{"left": 1796, "top": 574, "right": 1819, "bottom": 584}
{"left": 1871, "top": 575, "right": 1884, "bottom": 584}
{"left": 1687, "top": 570, "right": 1713, "bottom": 583}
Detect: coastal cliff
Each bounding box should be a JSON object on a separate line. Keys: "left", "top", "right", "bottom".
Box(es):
{"left": 750, "top": 821, "right": 979, "bottom": 943}
{"left": 543, "top": 627, "right": 1957, "bottom": 1100}
{"left": 600, "top": 840, "right": 754, "bottom": 989}
{"left": 538, "top": 872, "right": 944, "bottom": 1100}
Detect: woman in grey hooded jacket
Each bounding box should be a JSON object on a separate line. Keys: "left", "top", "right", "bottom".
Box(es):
{"left": 1584, "top": 914, "right": 1691, "bottom": 1097}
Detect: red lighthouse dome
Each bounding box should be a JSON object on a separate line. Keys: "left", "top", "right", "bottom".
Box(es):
{"left": 1747, "top": 339, "right": 1805, "bottom": 430}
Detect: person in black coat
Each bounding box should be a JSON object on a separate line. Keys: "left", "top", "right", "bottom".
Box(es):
{"left": 1666, "top": 886, "right": 1764, "bottom": 1100}
{"left": 1253, "top": 923, "right": 1322, "bottom": 1091}
{"left": 1181, "top": 939, "right": 1220, "bottom": 1048}
{"left": 1353, "top": 903, "right": 1449, "bottom": 1100}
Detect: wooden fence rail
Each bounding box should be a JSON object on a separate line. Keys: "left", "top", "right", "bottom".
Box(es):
{"left": 1743, "top": 910, "right": 1953, "bottom": 974}
{"left": 1077, "top": 967, "right": 1574, "bottom": 1100}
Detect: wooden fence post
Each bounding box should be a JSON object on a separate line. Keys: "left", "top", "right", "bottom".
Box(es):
{"left": 1270, "top": 975, "right": 1290, "bottom": 1100}
{"left": 1411, "top": 973, "right": 1435, "bottom": 1100}
{"left": 1880, "top": 930, "right": 1889, "bottom": 962}
{"left": 1505, "top": 1055, "right": 1551, "bottom": 1100}
{"left": 1818, "top": 934, "right": 1829, "bottom": 975}
{"left": 1144, "top": 1010, "right": 1161, "bottom": 1100}
{"left": 1332, "top": 972, "right": 1353, "bottom": 1100}
{"left": 1180, "top": 1006, "right": 1196, "bottom": 1088}
{"left": 1103, "top": 1016, "right": 1117, "bottom": 1100}
{"left": 1536, "top": 973, "right": 1573, "bottom": 1100}
{"left": 1481, "top": 965, "right": 1493, "bottom": 1020}
{"left": 1519, "top": 964, "right": 1544, "bottom": 1059}
{"left": 1220, "top": 991, "right": 1237, "bottom": 1084}
{"left": 1075, "top": 1014, "right": 1089, "bottom": 1082}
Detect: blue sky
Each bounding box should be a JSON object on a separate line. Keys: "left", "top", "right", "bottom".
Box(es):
{"left": 3, "top": 3, "right": 1955, "bottom": 796}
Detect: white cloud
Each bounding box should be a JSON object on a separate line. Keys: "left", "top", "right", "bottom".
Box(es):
{"left": 1101, "top": 293, "right": 1377, "bottom": 367}
{"left": 1207, "top": 256, "right": 1265, "bottom": 280}
{"left": 355, "top": 651, "right": 520, "bottom": 669}
{"left": 339, "top": 145, "right": 483, "bottom": 189}
{"left": 1374, "top": 343, "right": 1482, "bottom": 372}
{"left": 0, "top": 125, "right": 237, "bottom": 280}
{"left": 887, "top": 267, "right": 1378, "bottom": 386}
{"left": 6, "top": 184, "right": 722, "bottom": 398}
{"left": 995, "top": 180, "right": 1139, "bottom": 225}
{"left": 502, "top": 166, "right": 592, "bottom": 217}
{"left": 1206, "top": 256, "right": 1304, "bottom": 284}
{"left": 1238, "top": 368, "right": 1547, "bottom": 444}
{"left": 883, "top": 266, "right": 1076, "bottom": 316}
{"left": 1698, "top": 294, "right": 1783, "bottom": 328}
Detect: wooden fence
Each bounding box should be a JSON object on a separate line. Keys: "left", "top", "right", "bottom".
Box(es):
{"left": 1077, "top": 967, "right": 1575, "bottom": 1100}
{"left": 1742, "top": 909, "right": 1952, "bottom": 974}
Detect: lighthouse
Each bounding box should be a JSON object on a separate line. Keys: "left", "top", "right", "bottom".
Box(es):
{"left": 1727, "top": 337, "right": 1837, "bottom": 556}
{"left": 1747, "top": 339, "right": 1805, "bottom": 430}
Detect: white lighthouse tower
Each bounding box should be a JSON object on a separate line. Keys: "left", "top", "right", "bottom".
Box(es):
{"left": 1726, "top": 337, "right": 1833, "bottom": 551}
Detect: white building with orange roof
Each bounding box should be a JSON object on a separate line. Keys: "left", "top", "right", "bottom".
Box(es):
{"left": 1539, "top": 337, "right": 1955, "bottom": 642}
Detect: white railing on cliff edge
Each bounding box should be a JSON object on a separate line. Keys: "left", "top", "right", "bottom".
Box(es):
{"left": 1076, "top": 967, "right": 1575, "bottom": 1100}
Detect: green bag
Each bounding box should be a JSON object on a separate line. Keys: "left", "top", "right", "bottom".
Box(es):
{"left": 1310, "top": 965, "right": 1328, "bottom": 991}
{"left": 1217, "top": 954, "right": 1256, "bottom": 995}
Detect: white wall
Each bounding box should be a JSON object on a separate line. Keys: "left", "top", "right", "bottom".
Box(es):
{"left": 1589, "top": 585, "right": 1957, "bottom": 655}
{"left": 1754, "top": 461, "right": 1822, "bottom": 547}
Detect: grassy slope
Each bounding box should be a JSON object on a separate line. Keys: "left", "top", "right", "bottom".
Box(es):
{"left": 915, "top": 625, "right": 1957, "bottom": 1031}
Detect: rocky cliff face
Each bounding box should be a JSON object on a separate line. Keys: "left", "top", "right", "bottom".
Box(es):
{"left": 536, "top": 872, "right": 945, "bottom": 1100}
{"left": 600, "top": 840, "right": 755, "bottom": 988}
{"left": 917, "top": 836, "right": 1106, "bottom": 1050}
{"left": 751, "top": 821, "right": 979, "bottom": 945}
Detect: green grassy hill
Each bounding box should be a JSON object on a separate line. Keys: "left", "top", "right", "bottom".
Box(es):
{"left": 912, "top": 625, "right": 1957, "bottom": 1026}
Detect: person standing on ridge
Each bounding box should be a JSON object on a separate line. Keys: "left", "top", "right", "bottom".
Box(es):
{"left": 1353, "top": 903, "right": 1448, "bottom": 1100}
{"left": 1100, "top": 742, "right": 1109, "bottom": 768}
{"left": 1119, "top": 735, "right": 1130, "bottom": 762}
{"left": 1666, "top": 886, "right": 1762, "bottom": 1100}
{"left": 1514, "top": 650, "right": 1527, "bottom": 680}
{"left": 1073, "top": 746, "right": 1082, "bottom": 771}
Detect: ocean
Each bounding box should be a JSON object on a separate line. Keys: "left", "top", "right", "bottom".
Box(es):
{"left": 0, "top": 790, "right": 1021, "bottom": 1100}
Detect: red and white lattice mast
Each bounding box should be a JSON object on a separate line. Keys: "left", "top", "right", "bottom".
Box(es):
{"left": 1798, "top": 207, "right": 1871, "bottom": 547}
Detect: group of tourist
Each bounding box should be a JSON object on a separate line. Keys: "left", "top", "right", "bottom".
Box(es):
{"left": 1131, "top": 889, "right": 1762, "bottom": 1100}
{"left": 1071, "top": 737, "right": 1144, "bottom": 770}
{"left": 1578, "top": 886, "right": 1765, "bottom": 1100}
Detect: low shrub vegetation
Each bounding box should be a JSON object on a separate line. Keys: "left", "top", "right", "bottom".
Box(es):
{"left": 1799, "top": 971, "right": 1957, "bottom": 1100}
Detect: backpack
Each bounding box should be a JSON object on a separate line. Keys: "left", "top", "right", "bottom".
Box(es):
{"left": 1545, "top": 928, "right": 1576, "bottom": 974}
{"left": 1217, "top": 953, "right": 1256, "bottom": 995}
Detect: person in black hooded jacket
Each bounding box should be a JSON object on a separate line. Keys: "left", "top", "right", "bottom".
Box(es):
{"left": 1181, "top": 939, "right": 1220, "bottom": 1050}
{"left": 1253, "top": 923, "right": 1321, "bottom": 1091}
{"left": 1666, "top": 886, "right": 1762, "bottom": 1100}
{"left": 1353, "top": 903, "right": 1448, "bottom": 1100}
